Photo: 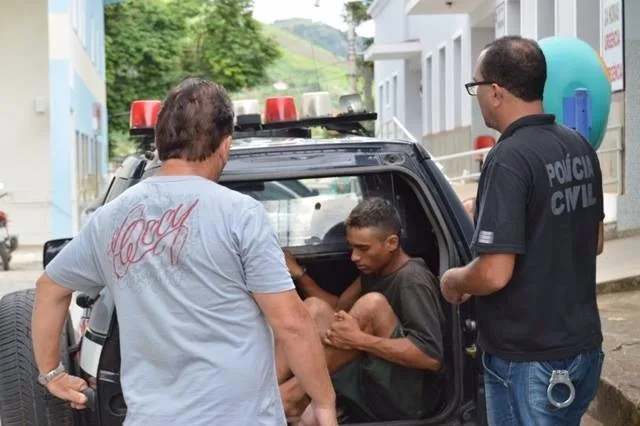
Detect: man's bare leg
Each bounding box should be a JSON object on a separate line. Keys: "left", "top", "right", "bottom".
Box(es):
{"left": 280, "top": 293, "right": 398, "bottom": 417}
{"left": 277, "top": 297, "right": 339, "bottom": 418}
{"left": 276, "top": 297, "right": 336, "bottom": 384}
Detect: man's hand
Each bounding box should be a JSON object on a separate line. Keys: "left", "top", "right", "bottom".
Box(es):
{"left": 324, "top": 311, "right": 364, "bottom": 350}
{"left": 284, "top": 249, "right": 304, "bottom": 278}
{"left": 298, "top": 401, "right": 338, "bottom": 426}
{"left": 45, "top": 373, "right": 89, "bottom": 410}
{"left": 440, "top": 270, "right": 471, "bottom": 305}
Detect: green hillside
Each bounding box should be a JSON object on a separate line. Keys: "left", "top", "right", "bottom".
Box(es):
{"left": 272, "top": 18, "right": 369, "bottom": 59}
{"left": 231, "top": 24, "right": 350, "bottom": 112}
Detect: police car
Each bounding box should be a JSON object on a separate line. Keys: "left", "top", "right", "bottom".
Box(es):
{"left": 0, "top": 91, "right": 482, "bottom": 426}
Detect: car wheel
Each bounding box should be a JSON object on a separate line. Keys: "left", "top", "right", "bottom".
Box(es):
{"left": 0, "top": 289, "right": 73, "bottom": 425}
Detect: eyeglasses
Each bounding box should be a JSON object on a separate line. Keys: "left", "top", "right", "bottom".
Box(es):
{"left": 465, "top": 81, "right": 494, "bottom": 96}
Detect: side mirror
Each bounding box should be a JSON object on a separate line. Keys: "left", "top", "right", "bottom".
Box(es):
{"left": 42, "top": 238, "right": 73, "bottom": 269}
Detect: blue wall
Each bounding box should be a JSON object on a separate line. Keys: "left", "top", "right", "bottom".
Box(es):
{"left": 49, "top": 59, "right": 73, "bottom": 237}
{"left": 49, "top": 0, "right": 110, "bottom": 237}
{"left": 49, "top": 0, "right": 68, "bottom": 14}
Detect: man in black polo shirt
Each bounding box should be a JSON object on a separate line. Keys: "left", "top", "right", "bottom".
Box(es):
{"left": 440, "top": 35, "right": 605, "bottom": 425}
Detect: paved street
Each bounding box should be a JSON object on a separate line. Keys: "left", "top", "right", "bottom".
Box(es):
{"left": 0, "top": 248, "right": 41, "bottom": 294}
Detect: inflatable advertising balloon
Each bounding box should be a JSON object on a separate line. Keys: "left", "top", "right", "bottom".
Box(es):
{"left": 538, "top": 36, "right": 612, "bottom": 150}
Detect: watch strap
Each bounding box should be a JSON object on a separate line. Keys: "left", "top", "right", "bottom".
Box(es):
{"left": 38, "top": 362, "right": 66, "bottom": 386}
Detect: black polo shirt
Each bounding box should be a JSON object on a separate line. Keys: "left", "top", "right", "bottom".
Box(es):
{"left": 471, "top": 114, "right": 604, "bottom": 362}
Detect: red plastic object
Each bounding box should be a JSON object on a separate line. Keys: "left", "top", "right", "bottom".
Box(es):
{"left": 264, "top": 96, "right": 297, "bottom": 123}
{"left": 130, "top": 100, "right": 162, "bottom": 129}
{"left": 473, "top": 135, "right": 496, "bottom": 161}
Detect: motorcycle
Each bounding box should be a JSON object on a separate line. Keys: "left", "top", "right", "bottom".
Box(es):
{"left": 0, "top": 183, "right": 18, "bottom": 270}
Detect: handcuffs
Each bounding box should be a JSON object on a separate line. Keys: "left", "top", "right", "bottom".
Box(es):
{"left": 547, "top": 370, "right": 576, "bottom": 408}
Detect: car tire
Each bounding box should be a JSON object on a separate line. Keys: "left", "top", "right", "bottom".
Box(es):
{"left": 0, "top": 244, "right": 9, "bottom": 271}
{"left": 0, "top": 289, "right": 73, "bottom": 426}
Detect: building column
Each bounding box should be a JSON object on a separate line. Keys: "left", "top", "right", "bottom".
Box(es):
{"left": 470, "top": 27, "right": 498, "bottom": 135}
{"left": 537, "top": 0, "right": 555, "bottom": 39}
{"left": 520, "top": 0, "right": 555, "bottom": 41}
{"left": 495, "top": 0, "right": 521, "bottom": 38}
{"left": 617, "top": 0, "right": 640, "bottom": 232}
{"left": 520, "top": 0, "right": 537, "bottom": 39}
{"left": 555, "top": 0, "right": 577, "bottom": 37}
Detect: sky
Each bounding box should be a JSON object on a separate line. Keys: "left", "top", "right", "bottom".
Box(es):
{"left": 252, "top": 0, "right": 375, "bottom": 38}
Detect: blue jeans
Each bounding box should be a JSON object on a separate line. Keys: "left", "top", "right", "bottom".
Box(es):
{"left": 482, "top": 347, "right": 604, "bottom": 426}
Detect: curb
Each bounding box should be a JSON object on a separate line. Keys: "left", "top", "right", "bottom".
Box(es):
{"left": 591, "top": 279, "right": 640, "bottom": 425}
{"left": 604, "top": 224, "right": 640, "bottom": 242}
{"left": 597, "top": 275, "right": 640, "bottom": 295}
{"left": 589, "top": 376, "right": 640, "bottom": 426}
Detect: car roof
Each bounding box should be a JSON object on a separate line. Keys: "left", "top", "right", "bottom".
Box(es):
{"left": 229, "top": 136, "right": 416, "bottom": 151}
{"left": 130, "top": 136, "right": 432, "bottom": 185}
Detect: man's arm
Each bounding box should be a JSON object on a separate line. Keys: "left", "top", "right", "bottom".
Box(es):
{"left": 294, "top": 274, "right": 361, "bottom": 311}
{"left": 595, "top": 149, "right": 605, "bottom": 256}
{"left": 442, "top": 161, "right": 526, "bottom": 302}
{"left": 284, "top": 250, "right": 338, "bottom": 306}
{"left": 292, "top": 273, "right": 338, "bottom": 306}
{"left": 356, "top": 334, "right": 441, "bottom": 371}
{"left": 597, "top": 222, "right": 604, "bottom": 255}
{"left": 285, "top": 250, "right": 361, "bottom": 310}
{"left": 442, "top": 253, "right": 515, "bottom": 297}
{"left": 254, "top": 291, "right": 336, "bottom": 407}
{"left": 32, "top": 221, "right": 105, "bottom": 407}
{"left": 328, "top": 281, "right": 444, "bottom": 371}
{"left": 32, "top": 274, "right": 74, "bottom": 375}
{"left": 369, "top": 280, "right": 444, "bottom": 370}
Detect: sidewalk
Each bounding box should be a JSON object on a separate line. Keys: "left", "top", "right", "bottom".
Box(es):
{"left": 590, "top": 235, "right": 640, "bottom": 425}
{"left": 597, "top": 235, "right": 640, "bottom": 292}
{"left": 589, "top": 290, "right": 640, "bottom": 425}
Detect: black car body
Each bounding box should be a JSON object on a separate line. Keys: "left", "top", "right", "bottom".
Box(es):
{"left": 0, "top": 123, "right": 485, "bottom": 426}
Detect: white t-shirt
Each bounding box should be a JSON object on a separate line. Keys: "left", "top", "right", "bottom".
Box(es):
{"left": 46, "top": 175, "right": 294, "bottom": 425}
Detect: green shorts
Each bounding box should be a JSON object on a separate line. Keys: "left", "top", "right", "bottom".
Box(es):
{"left": 330, "top": 324, "right": 440, "bottom": 421}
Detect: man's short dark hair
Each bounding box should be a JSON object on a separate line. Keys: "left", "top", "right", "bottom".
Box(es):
{"left": 480, "top": 35, "right": 547, "bottom": 102}
{"left": 345, "top": 198, "right": 402, "bottom": 238}
{"left": 155, "top": 77, "right": 234, "bottom": 162}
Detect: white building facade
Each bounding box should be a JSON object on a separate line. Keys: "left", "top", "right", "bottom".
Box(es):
{"left": 366, "top": 0, "right": 638, "bottom": 234}
{"left": 0, "top": 0, "right": 121, "bottom": 246}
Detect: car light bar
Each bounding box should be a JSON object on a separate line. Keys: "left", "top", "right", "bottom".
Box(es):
{"left": 264, "top": 96, "right": 298, "bottom": 123}
{"left": 128, "top": 92, "right": 377, "bottom": 138}
{"left": 130, "top": 100, "right": 161, "bottom": 130}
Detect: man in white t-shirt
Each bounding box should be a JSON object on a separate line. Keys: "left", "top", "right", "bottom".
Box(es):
{"left": 31, "top": 78, "right": 337, "bottom": 426}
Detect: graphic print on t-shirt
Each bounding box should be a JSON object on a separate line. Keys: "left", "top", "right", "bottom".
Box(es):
{"left": 109, "top": 199, "right": 200, "bottom": 279}
{"left": 545, "top": 154, "right": 598, "bottom": 216}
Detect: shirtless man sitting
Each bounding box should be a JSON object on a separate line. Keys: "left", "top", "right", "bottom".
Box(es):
{"left": 277, "top": 197, "right": 446, "bottom": 422}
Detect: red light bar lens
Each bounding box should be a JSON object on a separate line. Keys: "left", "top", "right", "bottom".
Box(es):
{"left": 130, "top": 100, "right": 162, "bottom": 129}
{"left": 264, "top": 96, "right": 297, "bottom": 123}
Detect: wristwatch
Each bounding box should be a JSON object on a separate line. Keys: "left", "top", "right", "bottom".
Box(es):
{"left": 38, "top": 362, "right": 66, "bottom": 386}
{"left": 292, "top": 266, "right": 307, "bottom": 281}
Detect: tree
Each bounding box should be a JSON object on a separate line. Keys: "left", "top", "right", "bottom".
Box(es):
{"left": 181, "top": 0, "right": 281, "bottom": 93}
{"left": 104, "top": 0, "right": 188, "bottom": 157}
{"left": 344, "top": 0, "right": 372, "bottom": 27}
{"left": 343, "top": 0, "right": 374, "bottom": 113}
{"left": 104, "top": 0, "right": 280, "bottom": 158}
